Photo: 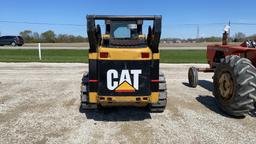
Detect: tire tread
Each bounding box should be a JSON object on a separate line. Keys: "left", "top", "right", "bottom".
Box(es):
{"left": 213, "top": 55, "right": 256, "bottom": 117}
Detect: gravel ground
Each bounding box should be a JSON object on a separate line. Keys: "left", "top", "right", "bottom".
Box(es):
{"left": 0, "top": 63, "right": 255, "bottom": 144}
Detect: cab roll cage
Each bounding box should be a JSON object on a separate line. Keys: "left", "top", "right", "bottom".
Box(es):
{"left": 86, "top": 15, "right": 162, "bottom": 53}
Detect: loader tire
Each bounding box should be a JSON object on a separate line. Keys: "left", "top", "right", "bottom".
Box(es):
{"left": 188, "top": 66, "right": 198, "bottom": 88}
{"left": 213, "top": 55, "right": 256, "bottom": 117}
{"left": 80, "top": 73, "right": 98, "bottom": 110}
{"left": 149, "top": 73, "right": 167, "bottom": 112}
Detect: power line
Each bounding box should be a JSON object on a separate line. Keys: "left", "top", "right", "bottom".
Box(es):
{"left": 1, "top": 20, "right": 256, "bottom": 27}
{"left": 197, "top": 24, "right": 200, "bottom": 39}
{"left": 232, "top": 22, "right": 256, "bottom": 26}
{"left": 0, "top": 20, "right": 85, "bottom": 27}
{"left": 169, "top": 23, "right": 226, "bottom": 26}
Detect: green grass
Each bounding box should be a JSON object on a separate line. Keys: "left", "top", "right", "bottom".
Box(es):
{"left": 0, "top": 49, "right": 88, "bottom": 63}
{"left": 160, "top": 49, "right": 206, "bottom": 63}
{"left": 0, "top": 49, "right": 206, "bottom": 63}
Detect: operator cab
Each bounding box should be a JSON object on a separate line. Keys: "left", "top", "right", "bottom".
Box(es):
{"left": 87, "top": 15, "right": 161, "bottom": 52}
{"left": 102, "top": 20, "right": 147, "bottom": 48}
{"left": 110, "top": 21, "right": 140, "bottom": 39}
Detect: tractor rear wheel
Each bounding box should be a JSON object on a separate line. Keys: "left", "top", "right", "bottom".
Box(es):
{"left": 188, "top": 66, "right": 198, "bottom": 88}
{"left": 213, "top": 55, "right": 256, "bottom": 117}
{"left": 80, "top": 73, "right": 98, "bottom": 110}
{"left": 149, "top": 72, "right": 167, "bottom": 112}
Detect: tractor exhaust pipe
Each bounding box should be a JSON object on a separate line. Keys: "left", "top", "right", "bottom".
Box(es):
{"left": 222, "top": 31, "right": 228, "bottom": 45}
{"left": 222, "top": 25, "right": 231, "bottom": 45}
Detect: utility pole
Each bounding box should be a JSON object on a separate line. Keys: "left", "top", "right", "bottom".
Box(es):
{"left": 196, "top": 24, "right": 200, "bottom": 40}
{"left": 228, "top": 20, "right": 231, "bottom": 35}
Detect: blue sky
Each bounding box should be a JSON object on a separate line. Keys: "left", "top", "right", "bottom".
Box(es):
{"left": 0, "top": 0, "right": 255, "bottom": 38}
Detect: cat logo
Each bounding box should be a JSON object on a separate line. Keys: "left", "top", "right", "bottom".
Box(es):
{"left": 107, "top": 69, "right": 142, "bottom": 92}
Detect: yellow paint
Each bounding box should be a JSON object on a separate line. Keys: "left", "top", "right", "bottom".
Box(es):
{"left": 88, "top": 46, "right": 160, "bottom": 61}
{"left": 89, "top": 92, "right": 97, "bottom": 103}
{"left": 150, "top": 92, "right": 159, "bottom": 103}
{"left": 100, "top": 102, "right": 148, "bottom": 107}
{"left": 88, "top": 91, "right": 160, "bottom": 106}
{"left": 153, "top": 53, "right": 160, "bottom": 59}
{"left": 98, "top": 96, "right": 149, "bottom": 103}
{"left": 102, "top": 34, "right": 110, "bottom": 39}
{"left": 98, "top": 47, "right": 152, "bottom": 60}
{"left": 88, "top": 92, "right": 159, "bottom": 104}
{"left": 89, "top": 53, "right": 97, "bottom": 59}
{"left": 97, "top": 92, "right": 159, "bottom": 105}
{"left": 115, "top": 81, "right": 135, "bottom": 92}
{"left": 138, "top": 35, "right": 146, "bottom": 39}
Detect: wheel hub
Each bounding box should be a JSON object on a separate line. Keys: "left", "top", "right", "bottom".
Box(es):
{"left": 219, "top": 72, "right": 234, "bottom": 99}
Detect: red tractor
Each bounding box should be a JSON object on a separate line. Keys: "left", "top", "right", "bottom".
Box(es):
{"left": 188, "top": 29, "right": 256, "bottom": 117}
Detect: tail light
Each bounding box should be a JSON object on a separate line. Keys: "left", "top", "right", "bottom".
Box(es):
{"left": 89, "top": 79, "right": 98, "bottom": 83}
{"left": 141, "top": 52, "right": 150, "bottom": 58}
{"left": 151, "top": 79, "right": 159, "bottom": 83}
{"left": 100, "top": 52, "right": 109, "bottom": 58}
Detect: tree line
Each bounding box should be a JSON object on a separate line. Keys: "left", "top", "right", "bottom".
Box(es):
{"left": 162, "top": 32, "right": 256, "bottom": 43}
{"left": 19, "top": 30, "right": 87, "bottom": 43}
{"left": 19, "top": 30, "right": 256, "bottom": 43}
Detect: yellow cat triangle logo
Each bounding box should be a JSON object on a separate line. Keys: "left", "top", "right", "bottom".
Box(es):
{"left": 115, "top": 81, "right": 136, "bottom": 92}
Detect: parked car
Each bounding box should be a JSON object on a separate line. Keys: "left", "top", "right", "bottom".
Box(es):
{"left": 0, "top": 36, "right": 24, "bottom": 46}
